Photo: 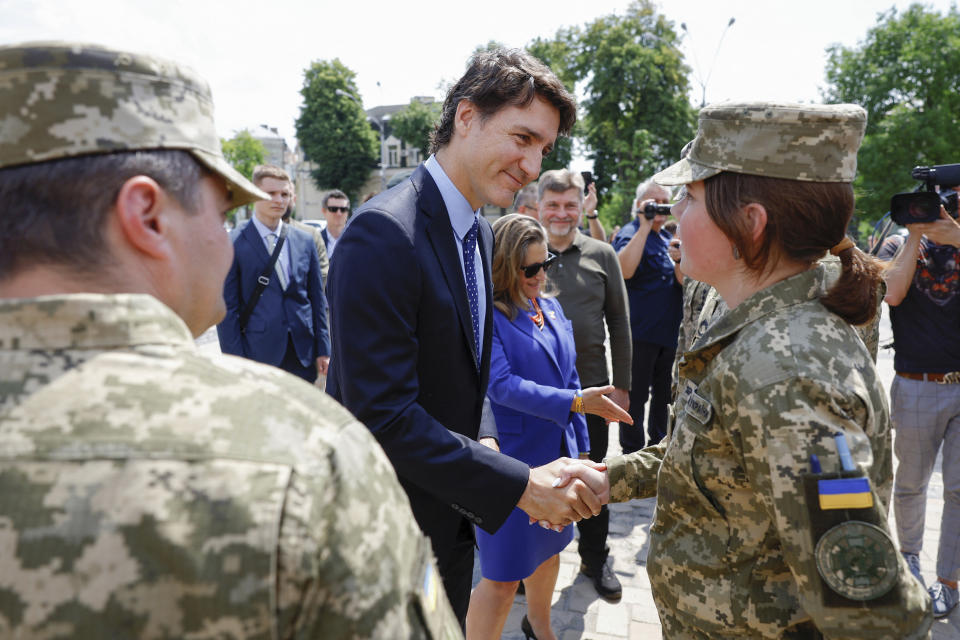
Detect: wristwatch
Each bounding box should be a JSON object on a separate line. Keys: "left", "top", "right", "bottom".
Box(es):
{"left": 585, "top": 211, "right": 599, "bottom": 219}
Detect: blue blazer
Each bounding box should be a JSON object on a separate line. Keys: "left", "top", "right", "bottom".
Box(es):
{"left": 488, "top": 297, "right": 589, "bottom": 467}
{"left": 326, "top": 165, "right": 530, "bottom": 552}
{"left": 218, "top": 220, "right": 330, "bottom": 367}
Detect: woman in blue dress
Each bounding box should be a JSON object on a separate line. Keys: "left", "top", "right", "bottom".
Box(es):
{"left": 466, "top": 214, "right": 632, "bottom": 640}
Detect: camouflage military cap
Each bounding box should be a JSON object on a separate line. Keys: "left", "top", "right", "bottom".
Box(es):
{"left": 0, "top": 41, "right": 267, "bottom": 208}
{"left": 653, "top": 102, "right": 867, "bottom": 186}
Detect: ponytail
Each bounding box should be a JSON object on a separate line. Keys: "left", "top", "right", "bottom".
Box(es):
{"left": 820, "top": 241, "right": 883, "bottom": 325}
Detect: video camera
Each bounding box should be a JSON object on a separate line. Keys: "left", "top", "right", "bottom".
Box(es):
{"left": 642, "top": 202, "right": 673, "bottom": 220}
{"left": 890, "top": 164, "right": 960, "bottom": 225}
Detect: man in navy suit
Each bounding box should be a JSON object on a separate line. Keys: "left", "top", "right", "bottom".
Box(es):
{"left": 218, "top": 165, "right": 330, "bottom": 382}
{"left": 326, "top": 49, "right": 607, "bottom": 625}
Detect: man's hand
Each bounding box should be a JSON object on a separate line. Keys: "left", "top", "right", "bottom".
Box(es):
{"left": 516, "top": 458, "right": 606, "bottom": 527}
{"left": 609, "top": 388, "right": 630, "bottom": 414}
{"left": 554, "top": 462, "right": 611, "bottom": 505}
{"left": 635, "top": 199, "right": 656, "bottom": 233}
{"left": 910, "top": 206, "right": 960, "bottom": 247}
{"left": 581, "top": 386, "right": 633, "bottom": 424}
{"left": 316, "top": 356, "right": 330, "bottom": 376}
{"left": 583, "top": 182, "right": 598, "bottom": 215}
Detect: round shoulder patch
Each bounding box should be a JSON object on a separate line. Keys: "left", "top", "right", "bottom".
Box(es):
{"left": 815, "top": 521, "right": 899, "bottom": 601}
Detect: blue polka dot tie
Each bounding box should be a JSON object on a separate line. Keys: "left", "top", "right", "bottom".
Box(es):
{"left": 462, "top": 218, "right": 480, "bottom": 361}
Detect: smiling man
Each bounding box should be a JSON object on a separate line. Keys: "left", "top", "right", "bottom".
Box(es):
{"left": 326, "top": 48, "right": 606, "bottom": 626}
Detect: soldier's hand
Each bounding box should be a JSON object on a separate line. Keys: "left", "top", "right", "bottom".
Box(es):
{"left": 553, "top": 462, "right": 611, "bottom": 505}
{"left": 517, "top": 457, "right": 606, "bottom": 527}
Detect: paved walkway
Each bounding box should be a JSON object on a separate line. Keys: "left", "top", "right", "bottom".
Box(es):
{"left": 478, "top": 312, "right": 960, "bottom": 639}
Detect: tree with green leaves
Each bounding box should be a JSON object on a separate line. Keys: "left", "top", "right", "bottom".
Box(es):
{"left": 526, "top": 1, "right": 695, "bottom": 230}
{"left": 295, "top": 59, "right": 378, "bottom": 201}
{"left": 576, "top": 1, "right": 696, "bottom": 228}
{"left": 221, "top": 130, "right": 266, "bottom": 180}
{"left": 390, "top": 99, "right": 441, "bottom": 158}
{"left": 823, "top": 4, "right": 960, "bottom": 229}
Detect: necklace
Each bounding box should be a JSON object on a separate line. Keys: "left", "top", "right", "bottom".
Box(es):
{"left": 529, "top": 298, "right": 544, "bottom": 331}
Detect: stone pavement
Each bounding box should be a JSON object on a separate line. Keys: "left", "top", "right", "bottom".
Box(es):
{"left": 478, "top": 311, "right": 960, "bottom": 639}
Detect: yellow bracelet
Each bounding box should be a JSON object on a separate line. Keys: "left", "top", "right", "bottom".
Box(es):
{"left": 573, "top": 391, "right": 584, "bottom": 414}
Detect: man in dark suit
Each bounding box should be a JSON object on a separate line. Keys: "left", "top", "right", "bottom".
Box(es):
{"left": 319, "top": 188, "right": 349, "bottom": 259}
{"left": 218, "top": 165, "right": 330, "bottom": 383}
{"left": 326, "top": 48, "right": 607, "bottom": 625}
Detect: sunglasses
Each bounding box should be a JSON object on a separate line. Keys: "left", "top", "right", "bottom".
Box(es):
{"left": 520, "top": 253, "right": 557, "bottom": 278}
{"left": 326, "top": 206, "right": 350, "bottom": 213}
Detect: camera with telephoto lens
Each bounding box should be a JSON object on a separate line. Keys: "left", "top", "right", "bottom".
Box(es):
{"left": 642, "top": 202, "right": 672, "bottom": 220}
{"left": 890, "top": 164, "right": 960, "bottom": 225}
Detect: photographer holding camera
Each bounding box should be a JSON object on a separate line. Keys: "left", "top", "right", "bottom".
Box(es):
{"left": 880, "top": 182, "right": 960, "bottom": 619}
{"left": 613, "top": 180, "right": 683, "bottom": 453}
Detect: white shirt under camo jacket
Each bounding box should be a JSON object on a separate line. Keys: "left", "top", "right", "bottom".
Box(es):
{"left": 607, "top": 266, "right": 931, "bottom": 639}
{"left": 0, "top": 294, "right": 461, "bottom": 640}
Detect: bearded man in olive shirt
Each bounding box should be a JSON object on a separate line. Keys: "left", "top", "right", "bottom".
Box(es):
{"left": 538, "top": 168, "right": 632, "bottom": 600}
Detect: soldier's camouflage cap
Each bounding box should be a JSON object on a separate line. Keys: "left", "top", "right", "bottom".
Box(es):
{"left": 653, "top": 101, "right": 867, "bottom": 186}
{"left": 0, "top": 41, "right": 267, "bottom": 208}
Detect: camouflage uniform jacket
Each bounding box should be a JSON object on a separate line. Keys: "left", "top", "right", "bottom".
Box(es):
{"left": 0, "top": 294, "right": 461, "bottom": 640}
{"left": 607, "top": 267, "right": 931, "bottom": 639}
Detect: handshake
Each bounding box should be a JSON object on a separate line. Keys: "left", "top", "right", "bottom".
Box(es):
{"left": 517, "top": 458, "right": 611, "bottom": 530}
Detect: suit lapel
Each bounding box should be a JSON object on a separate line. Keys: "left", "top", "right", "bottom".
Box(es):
{"left": 509, "top": 301, "right": 562, "bottom": 376}
{"left": 418, "top": 168, "right": 480, "bottom": 371}
{"left": 478, "top": 219, "right": 494, "bottom": 373}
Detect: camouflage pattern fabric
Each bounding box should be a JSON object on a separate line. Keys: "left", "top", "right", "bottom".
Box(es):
{"left": 0, "top": 41, "right": 265, "bottom": 208}
{"left": 653, "top": 102, "right": 867, "bottom": 187}
{"left": 606, "top": 266, "right": 932, "bottom": 638}
{"left": 0, "top": 294, "right": 462, "bottom": 639}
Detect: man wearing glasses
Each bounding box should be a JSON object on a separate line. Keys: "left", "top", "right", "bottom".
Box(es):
{"left": 320, "top": 189, "right": 350, "bottom": 258}
{"left": 538, "top": 168, "right": 632, "bottom": 601}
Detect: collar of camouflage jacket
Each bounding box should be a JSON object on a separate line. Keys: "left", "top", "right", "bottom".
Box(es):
{"left": 0, "top": 294, "right": 194, "bottom": 351}
{"left": 688, "top": 264, "right": 827, "bottom": 357}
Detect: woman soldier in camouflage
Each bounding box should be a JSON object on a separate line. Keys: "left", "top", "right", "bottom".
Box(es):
{"left": 590, "top": 102, "right": 933, "bottom": 639}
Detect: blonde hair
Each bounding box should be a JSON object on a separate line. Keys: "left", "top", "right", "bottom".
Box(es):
{"left": 491, "top": 214, "right": 554, "bottom": 320}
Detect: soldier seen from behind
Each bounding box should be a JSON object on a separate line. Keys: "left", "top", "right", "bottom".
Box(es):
{"left": 0, "top": 41, "right": 461, "bottom": 639}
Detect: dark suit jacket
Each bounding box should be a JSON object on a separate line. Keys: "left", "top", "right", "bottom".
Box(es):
{"left": 218, "top": 220, "right": 330, "bottom": 368}
{"left": 326, "top": 165, "right": 529, "bottom": 556}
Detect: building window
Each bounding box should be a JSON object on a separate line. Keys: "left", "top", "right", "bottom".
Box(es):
{"left": 388, "top": 145, "right": 399, "bottom": 167}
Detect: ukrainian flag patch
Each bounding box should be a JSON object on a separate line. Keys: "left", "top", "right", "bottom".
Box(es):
{"left": 818, "top": 477, "right": 874, "bottom": 510}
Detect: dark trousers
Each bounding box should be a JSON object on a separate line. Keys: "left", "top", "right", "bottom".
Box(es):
{"left": 577, "top": 411, "right": 611, "bottom": 569}
{"left": 620, "top": 340, "right": 674, "bottom": 454}
{"left": 279, "top": 335, "right": 317, "bottom": 383}
{"left": 435, "top": 518, "right": 475, "bottom": 629}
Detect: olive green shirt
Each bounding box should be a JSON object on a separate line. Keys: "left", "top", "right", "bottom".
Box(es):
{"left": 547, "top": 232, "right": 631, "bottom": 389}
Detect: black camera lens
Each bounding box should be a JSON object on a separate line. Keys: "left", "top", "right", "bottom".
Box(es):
{"left": 643, "top": 202, "right": 672, "bottom": 220}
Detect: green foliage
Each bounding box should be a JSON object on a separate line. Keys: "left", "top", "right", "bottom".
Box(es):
{"left": 295, "top": 58, "right": 378, "bottom": 201}
{"left": 823, "top": 4, "right": 960, "bottom": 225}
{"left": 220, "top": 130, "right": 266, "bottom": 180}
{"left": 391, "top": 99, "right": 441, "bottom": 158}
{"left": 525, "top": 1, "right": 696, "bottom": 225}
{"left": 528, "top": 30, "right": 580, "bottom": 172}
{"left": 576, "top": 1, "right": 696, "bottom": 224}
